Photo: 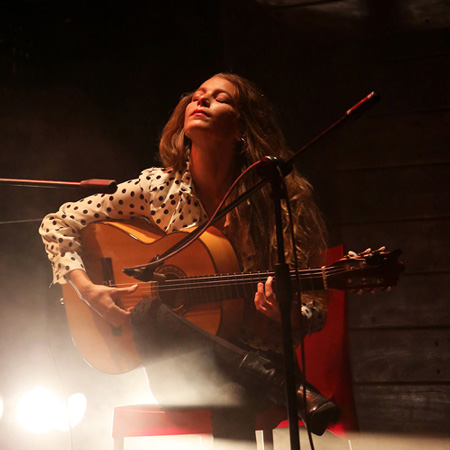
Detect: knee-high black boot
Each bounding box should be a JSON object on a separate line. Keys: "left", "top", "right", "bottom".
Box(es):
{"left": 238, "top": 352, "right": 342, "bottom": 436}
{"left": 131, "top": 298, "right": 341, "bottom": 435}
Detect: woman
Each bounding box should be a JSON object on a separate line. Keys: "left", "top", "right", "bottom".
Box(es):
{"left": 40, "top": 73, "right": 340, "bottom": 448}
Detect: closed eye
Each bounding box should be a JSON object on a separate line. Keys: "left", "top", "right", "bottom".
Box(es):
{"left": 215, "top": 94, "right": 233, "bottom": 104}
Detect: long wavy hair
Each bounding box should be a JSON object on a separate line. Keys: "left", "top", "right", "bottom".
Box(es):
{"left": 159, "top": 73, "right": 327, "bottom": 282}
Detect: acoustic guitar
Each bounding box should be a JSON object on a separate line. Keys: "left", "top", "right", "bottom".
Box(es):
{"left": 61, "top": 220, "right": 403, "bottom": 374}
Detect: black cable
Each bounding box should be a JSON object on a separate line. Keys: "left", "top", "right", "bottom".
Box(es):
{"left": 124, "top": 160, "right": 263, "bottom": 278}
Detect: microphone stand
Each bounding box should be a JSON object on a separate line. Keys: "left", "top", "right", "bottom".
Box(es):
{"left": 127, "top": 91, "right": 381, "bottom": 450}
{"left": 259, "top": 157, "right": 301, "bottom": 449}
{"left": 0, "top": 177, "right": 117, "bottom": 193}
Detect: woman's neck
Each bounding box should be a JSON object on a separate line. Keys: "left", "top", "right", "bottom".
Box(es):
{"left": 189, "top": 143, "right": 236, "bottom": 218}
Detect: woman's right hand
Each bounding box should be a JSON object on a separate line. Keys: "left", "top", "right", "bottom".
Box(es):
{"left": 68, "top": 269, "right": 137, "bottom": 328}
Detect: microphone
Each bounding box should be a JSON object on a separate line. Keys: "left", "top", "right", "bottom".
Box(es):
{"left": 346, "top": 91, "right": 381, "bottom": 118}
{"left": 78, "top": 179, "right": 117, "bottom": 193}
{"left": 0, "top": 177, "right": 117, "bottom": 193}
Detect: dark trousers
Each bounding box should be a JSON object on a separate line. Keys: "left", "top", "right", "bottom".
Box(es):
{"left": 130, "top": 298, "right": 274, "bottom": 448}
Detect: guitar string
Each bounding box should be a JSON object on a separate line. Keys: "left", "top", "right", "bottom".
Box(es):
{"left": 110, "top": 269, "right": 348, "bottom": 287}
{"left": 113, "top": 265, "right": 380, "bottom": 309}
{"left": 112, "top": 264, "right": 362, "bottom": 290}
{"left": 110, "top": 264, "right": 366, "bottom": 294}
{"left": 112, "top": 263, "right": 354, "bottom": 287}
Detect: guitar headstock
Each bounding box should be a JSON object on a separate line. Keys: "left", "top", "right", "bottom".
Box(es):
{"left": 326, "top": 248, "right": 405, "bottom": 292}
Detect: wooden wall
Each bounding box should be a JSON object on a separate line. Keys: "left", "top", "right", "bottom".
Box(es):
{"left": 221, "top": 0, "right": 450, "bottom": 435}
{"left": 331, "top": 31, "right": 450, "bottom": 434}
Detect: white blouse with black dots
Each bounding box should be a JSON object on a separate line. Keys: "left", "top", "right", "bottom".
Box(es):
{"left": 39, "top": 163, "right": 326, "bottom": 337}
{"left": 39, "top": 165, "right": 208, "bottom": 285}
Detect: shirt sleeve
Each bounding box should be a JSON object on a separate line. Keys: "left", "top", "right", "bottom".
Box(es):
{"left": 39, "top": 171, "right": 153, "bottom": 284}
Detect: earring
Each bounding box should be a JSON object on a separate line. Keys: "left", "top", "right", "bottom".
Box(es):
{"left": 235, "top": 136, "right": 246, "bottom": 153}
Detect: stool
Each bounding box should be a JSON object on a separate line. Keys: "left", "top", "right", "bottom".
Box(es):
{"left": 112, "top": 404, "right": 285, "bottom": 449}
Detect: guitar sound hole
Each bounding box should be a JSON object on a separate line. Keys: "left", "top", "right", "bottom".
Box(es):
{"left": 155, "top": 264, "right": 187, "bottom": 310}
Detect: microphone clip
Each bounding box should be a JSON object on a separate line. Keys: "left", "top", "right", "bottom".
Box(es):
{"left": 123, "top": 256, "right": 165, "bottom": 282}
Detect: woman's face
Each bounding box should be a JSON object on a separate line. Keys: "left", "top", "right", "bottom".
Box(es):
{"left": 184, "top": 76, "right": 241, "bottom": 145}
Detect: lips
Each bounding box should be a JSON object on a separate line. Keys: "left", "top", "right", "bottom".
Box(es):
{"left": 191, "top": 108, "right": 210, "bottom": 117}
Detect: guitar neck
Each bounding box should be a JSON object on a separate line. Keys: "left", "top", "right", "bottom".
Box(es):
{"left": 157, "top": 268, "right": 326, "bottom": 305}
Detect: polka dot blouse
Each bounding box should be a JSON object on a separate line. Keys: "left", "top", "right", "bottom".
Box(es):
{"left": 39, "top": 164, "right": 208, "bottom": 285}
{"left": 39, "top": 163, "right": 326, "bottom": 338}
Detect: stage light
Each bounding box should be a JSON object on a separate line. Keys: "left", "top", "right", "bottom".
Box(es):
{"left": 16, "top": 386, "right": 87, "bottom": 434}
{"left": 16, "top": 386, "right": 60, "bottom": 433}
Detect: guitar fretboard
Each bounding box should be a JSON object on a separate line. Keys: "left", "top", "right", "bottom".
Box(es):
{"left": 154, "top": 268, "right": 326, "bottom": 305}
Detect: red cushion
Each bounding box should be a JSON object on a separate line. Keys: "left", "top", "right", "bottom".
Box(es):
{"left": 113, "top": 405, "right": 212, "bottom": 437}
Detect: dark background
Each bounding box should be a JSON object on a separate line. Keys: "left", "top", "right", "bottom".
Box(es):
{"left": 0, "top": 1, "right": 449, "bottom": 449}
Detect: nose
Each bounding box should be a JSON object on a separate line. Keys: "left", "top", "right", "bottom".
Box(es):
{"left": 197, "top": 94, "right": 210, "bottom": 107}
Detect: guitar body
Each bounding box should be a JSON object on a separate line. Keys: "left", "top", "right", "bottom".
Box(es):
{"left": 61, "top": 219, "right": 404, "bottom": 374}
{"left": 62, "top": 220, "right": 243, "bottom": 374}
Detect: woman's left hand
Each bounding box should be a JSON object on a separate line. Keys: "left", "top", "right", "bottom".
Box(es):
{"left": 254, "top": 276, "right": 281, "bottom": 322}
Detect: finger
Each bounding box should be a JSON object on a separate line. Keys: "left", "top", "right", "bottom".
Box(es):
{"left": 265, "top": 276, "right": 274, "bottom": 302}
{"left": 254, "top": 283, "right": 267, "bottom": 311}
{"left": 257, "top": 281, "right": 264, "bottom": 293}
{"left": 109, "top": 304, "right": 131, "bottom": 327}
{"left": 255, "top": 283, "right": 272, "bottom": 313}
{"left": 116, "top": 284, "right": 138, "bottom": 294}
{"left": 111, "top": 284, "right": 138, "bottom": 301}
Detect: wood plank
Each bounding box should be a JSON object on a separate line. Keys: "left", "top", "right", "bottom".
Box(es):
{"left": 339, "top": 218, "right": 450, "bottom": 273}
{"left": 325, "top": 110, "right": 450, "bottom": 170}
{"left": 352, "top": 384, "right": 450, "bottom": 434}
{"left": 366, "top": 53, "right": 450, "bottom": 114}
{"left": 345, "top": 34, "right": 450, "bottom": 114}
{"left": 349, "top": 329, "right": 450, "bottom": 383}
{"left": 348, "top": 273, "right": 450, "bottom": 329}
{"left": 332, "top": 164, "right": 450, "bottom": 223}
{"left": 293, "top": 36, "right": 450, "bottom": 120}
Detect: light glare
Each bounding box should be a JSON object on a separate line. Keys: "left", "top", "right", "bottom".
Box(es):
{"left": 17, "top": 386, "right": 60, "bottom": 433}
{"left": 57, "top": 392, "right": 87, "bottom": 431}
{"left": 16, "top": 386, "right": 86, "bottom": 433}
